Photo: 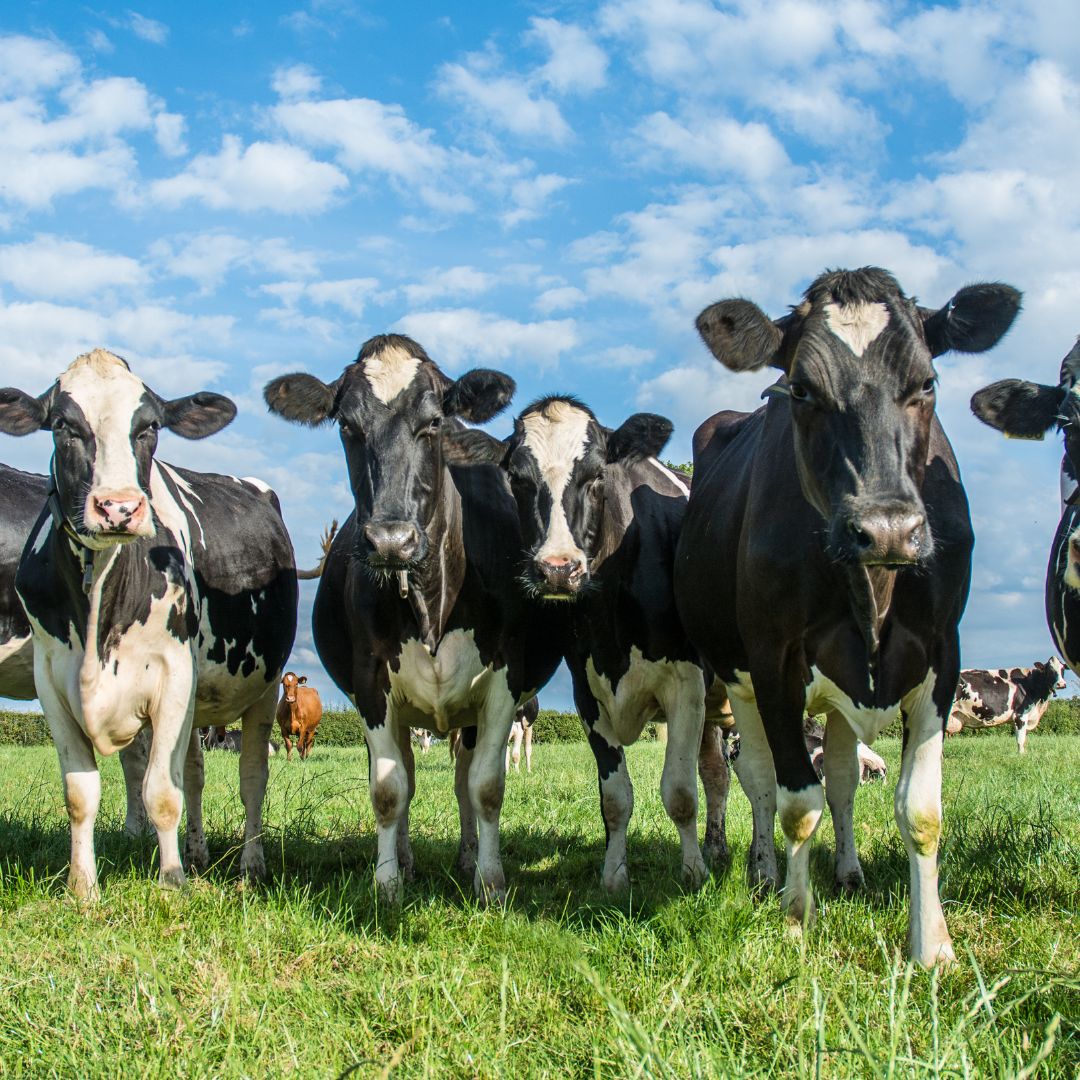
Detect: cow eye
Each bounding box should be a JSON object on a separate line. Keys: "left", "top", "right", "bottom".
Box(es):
{"left": 422, "top": 416, "right": 442, "bottom": 437}
{"left": 138, "top": 423, "right": 160, "bottom": 440}
{"left": 922, "top": 377, "right": 936, "bottom": 394}
{"left": 789, "top": 382, "right": 810, "bottom": 402}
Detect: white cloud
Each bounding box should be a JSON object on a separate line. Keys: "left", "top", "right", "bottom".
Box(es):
{"left": 0, "top": 35, "right": 79, "bottom": 95}
{"left": 261, "top": 276, "right": 380, "bottom": 317}
{"left": 526, "top": 18, "right": 608, "bottom": 94}
{"left": 402, "top": 266, "right": 495, "bottom": 306}
{"left": 436, "top": 62, "right": 573, "bottom": 144}
{"left": 151, "top": 136, "right": 348, "bottom": 213}
{"left": 534, "top": 286, "right": 587, "bottom": 314}
{"left": 0, "top": 236, "right": 145, "bottom": 299}
{"left": 153, "top": 232, "right": 321, "bottom": 290}
{"left": 272, "top": 63, "right": 323, "bottom": 101}
{"left": 127, "top": 12, "right": 169, "bottom": 45}
{"left": 595, "top": 345, "right": 655, "bottom": 368}
{"left": 87, "top": 29, "right": 114, "bottom": 53}
{"left": 153, "top": 111, "right": 187, "bottom": 156}
{"left": 501, "top": 172, "right": 572, "bottom": 227}
{"left": 394, "top": 308, "right": 579, "bottom": 372}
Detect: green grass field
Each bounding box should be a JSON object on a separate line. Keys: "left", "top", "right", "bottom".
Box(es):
{"left": 0, "top": 736, "right": 1076, "bottom": 1078}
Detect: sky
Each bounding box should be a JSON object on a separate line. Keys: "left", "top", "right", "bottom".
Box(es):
{"left": 2, "top": 0, "right": 1080, "bottom": 711}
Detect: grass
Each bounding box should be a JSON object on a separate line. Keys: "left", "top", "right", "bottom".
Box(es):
{"left": 0, "top": 736, "right": 1076, "bottom": 1078}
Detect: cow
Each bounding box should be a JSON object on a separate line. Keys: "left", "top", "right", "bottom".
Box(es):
{"left": 804, "top": 719, "right": 888, "bottom": 782}
{"left": 506, "top": 696, "right": 538, "bottom": 773}
{"left": 674, "top": 266, "right": 1021, "bottom": 966}
{"left": 970, "top": 337, "right": 1080, "bottom": 700}
{"left": 948, "top": 659, "right": 1066, "bottom": 752}
{"left": 263, "top": 333, "right": 566, "bottom": 903}
{"left": 276, "top": 671, "right": 323, "bottom": 760}
{"left": 200, "top": 725, "right": 278, "bottom": 756}
{"left": 413, "top": 727, "right": 434, "bottom": 752}
{"left": 461, "top": 395, "right": 735, "bottom": 886}
{"left": 0, "top": 348, "right": 298, "bottom": 899}
{"left": 0, "top": 464, "right": 48, "bottom": 701}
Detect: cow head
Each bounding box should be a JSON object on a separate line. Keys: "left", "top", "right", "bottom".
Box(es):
{"left": 487, "top": 396, "right": 672, "bottom": 599}
{"left": 280, "top": 671, "right": 307, "bottom": 703}
{"left": 971, "top": 337, "right": 1080, "bottom": 587}
{"left": 1036, "top": 656, "right": 1067, "bottom": 692}
{"left": 697, "top": 268, "right": 1021, "bottom": 567}
{"left": 264, "top": 334, "right": 514, "bottom": 575}
{"left": 0, "top": 349, "right": 235, "bottom": 548}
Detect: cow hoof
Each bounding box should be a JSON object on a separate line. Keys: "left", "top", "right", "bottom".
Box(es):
{"left": 703, "top": 837, "right": 730, "bottom": 870}
{"left": 456, "top": 846, "right": 478, "bottom": 880}
{"left": 185, "top": 842, "right": 210, "bottom": 874}
{"left": 124, "top": 815, "right": 148, "bottom": 838}
{"left": 68, "top": 873, "right": 100, "bottom": 903}
{"left": 377, "top": 873, "right": 404, "bottom": 906}
{"left": 473, "top": 869, "right": 506, "bottom": 908}
{"left": 159, "top": 866, "right": 187, "bottom": 891}
{"left": 747, "top": 867, "right": 779, "bottom": 898}
{"left": 240, "top": 853, "right": 267, "bottom": 883}
{"left": 682, "top": 855, "right": 709, "bottom": 891}
{"left": 911, "top": 935, "right": 956, "bottom": 969}
{"left": 782, "top": 891, "right": 816, "bottom": 929}
{"left": 835, "top": 871, "right": 865, "bottom": 895}
{"left": 602, "top": 864, "right": 630, "bottom": 893}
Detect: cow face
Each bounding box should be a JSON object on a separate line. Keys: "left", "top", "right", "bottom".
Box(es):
{"left": 281, "top": 671, "right": 302, "bottom": 703}
{"left": 0, "top": 349, "right": 235, "bottom": 548}
{"left": 264, "top": 334, "right": 515, "bottom": 574}
{"left": 697, "top": 268, "right": 1021, "bottom": 568}
{"left": 1039, "top": 656, "right": 1068, "bottom": 691}
{"left": 499, "top": 397, "right": 673, "bottom": 599}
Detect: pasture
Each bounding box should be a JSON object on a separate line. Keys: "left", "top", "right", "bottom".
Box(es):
{"left": 0, "top": 735, "right": 1076, "bottom": 1078}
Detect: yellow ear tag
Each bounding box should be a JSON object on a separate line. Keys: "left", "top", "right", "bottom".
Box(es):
{"left": 1004, "top": 431, "right": 1045, "bottom": 441}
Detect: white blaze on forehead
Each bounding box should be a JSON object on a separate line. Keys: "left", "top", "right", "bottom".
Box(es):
{"left": 362, "top": 344, "right": 422, "bottom": 404}
{"left": 58, "top": 349, "right": 152, "bottom": 497}
{"left": 521, "top": 400, "right": 591, "bottom": 562}
{"left": 823, "top": 302, "right": 890, "bottom": 357}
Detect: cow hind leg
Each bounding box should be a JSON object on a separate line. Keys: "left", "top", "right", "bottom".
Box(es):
{"left": 657, "top": 667, "right": 708, "bottom": 888}
{"left": 454, "top": 729, "right": 478, "bottom": 879}
{"left": 238, "top": 687, "right": 276, "bottom": 881}
{"left": 698, "top": 722, "right": 731, "bottom": 869}
{"left": 183, "top": 726, "right": 210, "bottom": 873}
{"left": 395, "top": 725, "right": 417, "bottom": 882}
{"left": 897, "top": 676, "right": 955, "bottom": 968}
{"left": 725, "top": 692, "right": 780, "bottom": 893}
{"left": 1015, "top": 719, "right": 1028, "bottom": 754}
{"left": 823, "top": 711, "right": 864, "bottom": 893}
{"left": 524, "top": 724, "right": 533, "bottom": 773}
{"left": 119, "top": 726, "right": 150, "bottom": 836}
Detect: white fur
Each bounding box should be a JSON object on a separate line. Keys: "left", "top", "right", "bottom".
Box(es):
{"left": 823, "top": 302, "right": 890, "bottom": 357}
{"left": 806, "top": 665, "right": 900, "bottom": 743}
{"left": 363, "top": 344, "right": 421, "bottom": 405}
{"left": 647, "top": 457, "right": 690, "bottom": 497}
{"left": 521, "top": 401, "right": 591, "bottom": 567}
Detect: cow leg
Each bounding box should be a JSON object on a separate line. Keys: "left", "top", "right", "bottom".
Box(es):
{"left": 523, "top": 724, "right": 533, "bottom": 773}
{"left": 724, "top": 692, "right": 780, "bottom": 892}
{"left": 182, "top": 726, "right": 210, "bottom": 873}
{"left": 898, "top": 674, "right": 955, "bottom": 967}
{"left": 585, "top": 716, "right": 633, "bottom": 892}
{"left": 823, "top": 711, "right": 864, "bottom": 892}
{"left": 43, "top": 694, "right": 102, "bottom": 901}
{"left": 283, "top": 734, "right": 293, "bottom": 761}
{"left": 238, "top": 687, "right": 276, "bottom": 881}
{"left": 143, "top": 708, "right": 192, "bottom": 891}
{"left": 366, "top": 716, "right": 408, "bottom": 904}
{"left": 469, "top": 683, "right": 516, "bottom": 905}
{"left": 395, "top": 725, "right": 416, "bottom": 882}
{"left": 1014, "top": 718, "right": 1028, "bottom": 754}
{"left": 119, "top": 726, "right": 150, "bottom": 836}
{"left": 657, "top": 665, "right": 707, "bottom": 888}
{"left": 698, "top": 722, "right": 730, "bottom": 869}
{"left": 454, "top": 727, "right": 478, "bottom": 878}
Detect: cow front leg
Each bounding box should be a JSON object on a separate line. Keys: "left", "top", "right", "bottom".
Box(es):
{"left": 366, "top": 718, "right": 408, "bottom": 904}
{"left": 1014, "top": 717, "right": 1029, "bottom": 754}
{"left": 585, "top": 719, "right": 634, "bottom": 892}
{"left": 119, "top": 725, "right": 150, "bottom": 836}
{"left": 524, "top": 724, "right": 533, "bottom": 773}
{"left": 823, "top": 711, "right": 864, "bottom": 892}
{"left": 43, "top": 693, "right": 101, "bottom": 901}
{"left": 725, "top": 690, "right": 779, "bottom": 892}
{"left": 657, "top": 664, "right": 707, "bottom": 888}
{"left": 395, "top": 725, "right": 417, "bottom": 882}
{"left": 143, "top": 705, "right": 192, "bottom": 891}
{"left": 454, "top": 727, "right": 478, "bottom": 878}
{"left": 238, "top": 687, "right": 276, "bottom": 881}
{"left": 898, "top": 674, "right": 955, "bottom": 967}
{"left": 698, "top": 722, "right": 730, "bottom": 869}
{"left": 183, "top": 726, "right": 209, "bottom": 873}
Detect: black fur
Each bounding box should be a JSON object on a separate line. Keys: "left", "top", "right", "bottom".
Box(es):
{"left": 606, "top": 413, "right": 673, "bottom": 464}
{"left": 970, "top": 379, "right": 1066, "bottom": 438}
{"left": 443, "top": 369, "right": 516, "bottom": 424}
{"left": 264, "top": 373, "right": 338, "bottom": 426}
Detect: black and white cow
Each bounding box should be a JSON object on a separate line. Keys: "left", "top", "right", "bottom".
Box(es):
{"left": 0, "top": 464, "right": 48, "bottom": 701}
{"left": 0, "top": 349, "right": 297, "bottom": 899}
{"left": 675, "top": 267, "right": 1021, "bottom": 966}
{"left": 947, "top": 659, "right": 1066, "bottom": 752}
{"left": 463, "top": 396, "right": 734, "bottom": 887}
{"left": 506, "top": 694, "right": 539, "bottom": 773}
{"left": 263, "top": 334, "right": 565, "bottom": 903}
{"left": 970, "top": 337, "right": 1080, "bottom": 702}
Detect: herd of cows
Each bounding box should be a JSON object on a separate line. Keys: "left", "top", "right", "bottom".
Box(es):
{"left": 0, "top": 264, "right": 1076, "bottom": 969}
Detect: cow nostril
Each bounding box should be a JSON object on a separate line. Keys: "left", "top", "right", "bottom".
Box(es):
{"left": 848, "top": 521, "right": 873, "bottom": 550}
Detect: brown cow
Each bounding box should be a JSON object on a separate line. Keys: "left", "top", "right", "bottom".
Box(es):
{"left": 276, "top": 672, "right": 323, "bottom": 760}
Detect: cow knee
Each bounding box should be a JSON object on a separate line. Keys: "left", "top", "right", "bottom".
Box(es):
{"left": 663, "top": 784, "right": 697, "bottom": 828}
{"left": 371, "top": 773, "right": 407, "bottom": 826}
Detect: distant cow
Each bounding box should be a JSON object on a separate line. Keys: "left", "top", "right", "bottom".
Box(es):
{"left": 506, "top": 697, "right": 539, "bottom": 773}
{"left": 948, "top": 659, "right": 1066, "bottom": 752}
{"left": 200, "top": 725, "right": 278, "bottom": 756}
{"left": 675, "top": 266, "right": 1020, "bottom": 966}
{"left": 0, "top": 349, "right": 297, "bottom": 899}
{"left": 804, "top": 720, "right": 887, "bottom": 782}
{"left": 276, "top": 671, "right": 322, "bottom": 760}
{"left": 413, "top": 728, "right": 434, "bottom": 752}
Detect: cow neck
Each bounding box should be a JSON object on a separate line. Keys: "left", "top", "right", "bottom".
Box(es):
{"left": 843, "top": 564, "right": 896, "bottom": 666}
{"left": 403, "top": 470, "right": 464, "bottom": 653}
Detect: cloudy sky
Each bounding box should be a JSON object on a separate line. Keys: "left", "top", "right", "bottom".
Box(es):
{"left": 2, "top": 0, "right": 1079, "bottom": 709}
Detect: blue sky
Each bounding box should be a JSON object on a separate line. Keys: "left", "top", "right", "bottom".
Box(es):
{"left": 2, "top": 0, "right": 1079, "bottom": 710}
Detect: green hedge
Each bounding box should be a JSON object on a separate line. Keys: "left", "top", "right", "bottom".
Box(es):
{"left": 0, "top": 710, "right": 50, "bottom": 746}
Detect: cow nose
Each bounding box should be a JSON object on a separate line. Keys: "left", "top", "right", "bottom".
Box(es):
{"left": 847, "top": 511, "right": 926, "bottom": 565}
{"left": 89, "top": 490, "right": 148, "bottom": 532}
{"left": 364, "top": 521, "right": 422, "bottom": 564}
{"left": 537, "top": 555, "right": 585, "bottom": 593}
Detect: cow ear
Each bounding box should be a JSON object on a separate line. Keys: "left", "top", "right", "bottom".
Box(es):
{"left": 696, "top": 299, "right": 785, "bottom": 372}
{"left": 0, "top": 387, "right": 51, "bottom": 436}
{"left": 298, "top": 675, "right": 307, "bottom": 684}
{"left": 442, "top": 423, "right": 508, "bottom": 466}
{"left": 922, "top": 283, "right": 1022, "bottom": 358}
{"left": 163, "top": 392, "right": 237, "bottom": 439}
{"left": 970, "top": 379, "right": 1065, "bottom": 440}
{"left": 264, "top": 373, "right": 338, "bottom": 426}
{"left": 606, "top": 413, "right": 673, "bottom": 464}
{"left": 443, "top": 369, "right": 515, "bottom": 423}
